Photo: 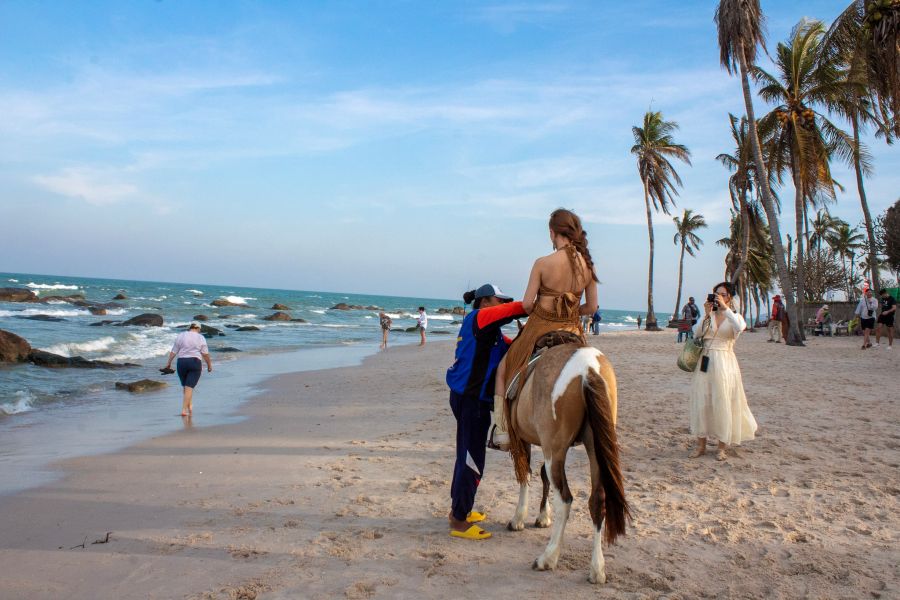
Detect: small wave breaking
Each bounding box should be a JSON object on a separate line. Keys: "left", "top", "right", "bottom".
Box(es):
{"left": 26, "top": 282, "right": 80, "bottom": 291}
{"left": 1, "top": 391, "right": 35, "bottom": 415}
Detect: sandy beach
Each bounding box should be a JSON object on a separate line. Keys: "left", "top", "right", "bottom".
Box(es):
{"left": 0, "top": 329, "right": 897, "bottom": 599}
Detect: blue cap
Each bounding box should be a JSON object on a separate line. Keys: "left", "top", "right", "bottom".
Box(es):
{"left": 475, "top": 283, "right": 513, "bottom": 302}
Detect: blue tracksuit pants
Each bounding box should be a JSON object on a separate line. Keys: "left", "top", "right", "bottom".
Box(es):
{"left": 449, "top": 391, "right": 491, "bottom": 522}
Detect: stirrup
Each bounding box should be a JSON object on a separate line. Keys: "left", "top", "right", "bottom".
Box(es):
{"left": 487, "top": 425, "right": 509, "bottom": 451}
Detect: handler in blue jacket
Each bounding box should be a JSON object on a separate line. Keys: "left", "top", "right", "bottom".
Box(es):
{"left": 445, "top": 283, "right": 526, "bottom": 540}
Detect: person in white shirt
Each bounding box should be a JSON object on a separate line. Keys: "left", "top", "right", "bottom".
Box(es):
{"left": 854, "top": 289, "right": 879, "bottom": 350}
{"left": 417, "top": 306, "right": 428, "bottom": 346}
{"left": 163, "top": 323, "right": 212, "bottom": 416}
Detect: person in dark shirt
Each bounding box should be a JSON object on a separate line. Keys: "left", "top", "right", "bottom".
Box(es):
{"left": 445, "top": 283, "right": 526, "bottom": 540}
{"left": 875, "top": 289, "right": 896, "bottom": 349}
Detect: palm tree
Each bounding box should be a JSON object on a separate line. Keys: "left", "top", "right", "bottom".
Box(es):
{"left": 753, "top": 19, "right": 854, "bottom": 323}
{"left": 809, "top": 209, "right": 841, "bottom": 252}
{"left": 717, "top": 203, "right": 773, "bottom": 328}
{"left": 826, "top": 0, "right": 900, "bottom": 136}
{"left": 715, "top": 0, "right": 803, "bottom": 345}
{"left": 631, "top": 111, "right": 692, "bottom": 331}
{"left": 672, "top": 209, "right": 707, "bottom": 319}
{"left": 716, "top": 114, "right": 754, "bottom": 285}
{"left": 827, "top": 221, "right": 866, "bottom": 298}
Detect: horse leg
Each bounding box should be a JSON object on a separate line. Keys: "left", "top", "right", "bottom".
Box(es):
{"left": 508, "top": 444, "right": 531, "bottom": 531}
{"left": 534, "top": 461, "right": 551, "bottom": 528}
{"left": 581, "top": 425, "right": 606, "bottom": 584}
{"left": 532, "top": 450, "right": 572, "bottom": 571}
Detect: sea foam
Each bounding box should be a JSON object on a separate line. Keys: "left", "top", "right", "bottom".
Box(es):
{"left": 41, "top": 337, "right": 117, "bottom": 357}
{"left": 0, "top": 308, "right": 89, "bottom": 318}
{"left": 25, "top": 282, "right": 79, "bottom": 291}
{"left": 0, "top": 391, "right": 35, "bottom": 415}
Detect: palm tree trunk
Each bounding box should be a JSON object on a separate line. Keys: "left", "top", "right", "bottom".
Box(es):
{"left": 841, "top": 254, "right": 848, "bottom": 299}
{"left": 852, "top": 114, "right": 881, "bottom": 290}
{"left": 731, "top": 186, "right": 751, "bottom": 285}
{"left": 673, "top": 241, "right": 686, "bottom": 320}
{"left": 738, "top": 44, "right": 803, "bottom": 345}
{"left": 643, "top": 178, "right": 660, "bottom": 331}
{"left": 791, "top": 155, "right": 807, "bottom": 339}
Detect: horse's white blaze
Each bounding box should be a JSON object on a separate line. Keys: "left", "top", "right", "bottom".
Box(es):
{"left": 589, "top": 527, "right": 606, "bottom": 584}
{"left": 550, "top": 347, "right": 604, "bottom": 420}
{"left": 510, "top": 482, "right": 529, "bottom": 531}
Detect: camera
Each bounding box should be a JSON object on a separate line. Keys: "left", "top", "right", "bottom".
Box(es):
{"left": 707, "top": 293, "right": 719, "bottom": 311}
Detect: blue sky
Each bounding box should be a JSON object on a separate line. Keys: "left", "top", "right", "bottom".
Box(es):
{"left": 1, "top": 1, "right": 897, "bottom": 309}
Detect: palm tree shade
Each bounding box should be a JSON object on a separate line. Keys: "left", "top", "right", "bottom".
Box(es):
{"left": 715, "top": 0, "right": 804, "bottom": 345}
{"left": 631, "top": 111, "right": 692, "bottom": 331}
{"left": 672, "top": 209, "right": 707, "bottom": 319}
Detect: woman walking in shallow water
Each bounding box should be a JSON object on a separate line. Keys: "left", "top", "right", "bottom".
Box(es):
{"left": 164, "top": 323, "right": 213, "bottom": 417}
{"left": 689, "top": 281, "right": 756, "bottom": 461}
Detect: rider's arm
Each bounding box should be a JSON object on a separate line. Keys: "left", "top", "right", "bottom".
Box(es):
{"left": 475, "top": 301, "right": 527, "bottom": 333}
{"left": 521, "top": 260, "right": 542, "bottom": 315}
{"left": 579, "top": 281, "right": 599, "bottom": 316}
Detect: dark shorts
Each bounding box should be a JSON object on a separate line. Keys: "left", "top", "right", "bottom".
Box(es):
{"left": 878, "top": 314, "right": 895, "bottom": 328}
{"left": 177, "top": 357, "right": 202, "bottom": 388}
{"left": 860, "top": 317, "right": 876, "bottom": 331}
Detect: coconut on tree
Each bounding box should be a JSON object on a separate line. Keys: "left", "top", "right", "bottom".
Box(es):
{"left": 715, "top": 0, "right": 804, "bottom": 345}
{"left": 631, "top": 110, "right": 692, "bottom": 331}
{"left": 672, "top": 209, "right": 707, "bottom": 321}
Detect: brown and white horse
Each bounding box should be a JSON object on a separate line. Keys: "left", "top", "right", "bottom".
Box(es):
{"left": 504, "top": 343, "right": 629, "bottom": 584}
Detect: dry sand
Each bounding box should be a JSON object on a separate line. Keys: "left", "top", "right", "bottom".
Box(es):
{"left": 0, "top": 329, "right": 897, "bottom": 599}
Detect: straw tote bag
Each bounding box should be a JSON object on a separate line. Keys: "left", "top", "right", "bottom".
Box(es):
{"left": 677, "top": 316, "right": 710, "bottom": 372}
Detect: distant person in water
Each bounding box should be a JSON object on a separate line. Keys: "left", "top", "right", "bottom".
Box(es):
{"left": 164, "top": 323, "right": 212, "bottom": 417}
{"left": 379, "top": 311, "right": 393, "bottom": 349}
{"left": 637, "top": 315, "right": 642, "bottom": 329}
{"left": 417, "top": 306, "right": 428, "bottom": 346}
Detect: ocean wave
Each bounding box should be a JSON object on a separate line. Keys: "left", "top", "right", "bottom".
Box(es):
{"left": 25, "top": 282, "right": 79, "bottom": 291}
{"left": 0, "top": 391, "right": 35, "bottom": 415}
{"left": 0, "top": 308, "right": 89, "bottom": 318}
{"left": 106, "top": 309, "right": 127, "bottom": 316}
{"left": 310, "top": 310, "right": 326, "bottom": 315}
{"left": 41, "top": 336, "right": 117, "bottom": 357}
{"left": 8, "top": 278, "right": 19, "bottom": 283}
{"left": 186, "top": 289, "right": 204, "bottom": 295}
{"left": 220, "top": 295, "right": 254, "bottom": 305}
{"left": 623, "top": 316, "right": 637, "bottom": 323}
{"left": 319, "top": 323, "right": 357, "bottom": 328}
{"left": 426, "top": 314, "right": 454, "bottom": 321}
{"left": 99, "top": 330, "right": 176, "bottom": 362}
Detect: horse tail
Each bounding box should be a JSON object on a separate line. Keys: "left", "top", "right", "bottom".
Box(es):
{"left": 583, "top": 369, "right": 630, "bottom": 545}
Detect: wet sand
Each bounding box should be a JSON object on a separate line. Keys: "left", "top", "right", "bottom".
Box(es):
{"left": 0, "top": 329, "right": 897, "bottom": 599}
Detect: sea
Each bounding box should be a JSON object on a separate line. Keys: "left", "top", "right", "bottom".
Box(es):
{"left": 0, "top": 271, "right": 664, "bottom": 494}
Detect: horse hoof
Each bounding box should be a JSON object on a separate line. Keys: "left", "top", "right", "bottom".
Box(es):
{"left": 532, "top": 557, "right": 554, "bottom": 571}
{"left": 533, "top": 518, "right": 551, "bottom": 528}
{"left": 507, "top": 521, "right": 524, "bottom": 532}
{"left": 588, "top": 571, "right": 606, "bottom": 585}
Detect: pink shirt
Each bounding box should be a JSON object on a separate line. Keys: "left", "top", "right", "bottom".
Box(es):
{"left": 171, "top": 331, "right": 209, "bottom": 359}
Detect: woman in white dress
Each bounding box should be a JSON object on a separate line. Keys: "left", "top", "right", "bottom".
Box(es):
{"left": 689, "top": 281, "right": 757, "bottom": 461}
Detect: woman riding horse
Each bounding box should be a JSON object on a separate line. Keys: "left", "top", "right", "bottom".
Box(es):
{"left": 490, "top": 208, "right": 599, "bottom": 449}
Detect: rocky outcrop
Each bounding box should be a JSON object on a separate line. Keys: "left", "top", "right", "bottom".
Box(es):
{"left": 263, "top": 312, "right": 292, "bottom": 321}
{"left": 237, "top": 326, "right": 260, "bottom": 331}
{"left": 198, "top": 324, "right": 225, "bottom": 337}
{"left": 193, "top": 314, "right": 209, "bottom": 322}
{"left": 16, "top": 315, "right": 66, "bottom": 322}
{"left": 212, "top": 346, "right": 242, "bottom": 353}
{"left": 272, "top": 303, "right": 291, "bottom": 310}
{"left": 0, "top": 330, "right": 31, "bottom": 362}
{"left": 89, "top": 307, "right": 107, "bottom": 316}
{"left": 119, "top": 313, "right": 164, "bottom": 327}
{"left": 0, "top": 288, "right": 38, "bottom": 303}
{"left": 38, "top": 294, "right": 85, "bottom": 304}
{"left": 292, "top": 318, "right": 308, "bottom": 323}
{"left": 115, "top": 379, "right": 166, "bottom": 393}
{"left": 113, "top": 293, "right": 128, "bottom": 300}
{"left": 437, "top": 307, "right": 466, "bottom": 315}
{"left": 211, "top": 298, "right": 248, "bottom": 307}
{"left": 330, "top": 303, "right": 382, "bottom": 311}
{"left": 89, "top": 320, "right": 118, "bottom": 327}
{"left": 27, "top": 350, "right": 138, "bottom": 369}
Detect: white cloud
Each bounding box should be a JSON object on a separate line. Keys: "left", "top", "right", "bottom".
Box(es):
{"left": 32, "top": 167, "right": 138, "bottom": 206}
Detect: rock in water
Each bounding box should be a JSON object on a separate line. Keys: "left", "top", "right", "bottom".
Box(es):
{"left": 115, "top": 379, "right": 167, "bottom": 393}
{"left": 27, "top": 350, "right": 138, "bottom": 369}
{"left": 120, "top": 313, "right": 164, "bottom": 327}
{"left": 113, "top": 293, "right": 128, "bottom": 300}
{"left": 0, "top": 329, "right": 32, "bottom": 362}
{"left": 271, "top": 303, "right": 291, "bottom": 310}
{"left": 0, "top": 288, "right": 38, "bottom": 303}
{"left": 197, "top": 324, "right": 225, "bottom": 337}
{"left": 263, "top": 312, "right": 292, "bottom": 321}
{"left": 89, "top": 307, "right": 107, "bottom": 316}
{"left": 193, "top": 314, "right": 209, "bottom": 322}
{"left": 211, "top": 298, "right": 248, "bottom": 307}
{"left": 16, "top": 315, "right": 66, "bottom": 322}
{"left": 213, "top": 347, "right": 242, "bottom": 353}
{"left": 237, "top": 326, "right": 260, "bottom": 331}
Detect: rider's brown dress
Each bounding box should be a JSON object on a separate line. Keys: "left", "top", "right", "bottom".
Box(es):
{"left": 499, "top": 245, "right": 586, "bottom": 398}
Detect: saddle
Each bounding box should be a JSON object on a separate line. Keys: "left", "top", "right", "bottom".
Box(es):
{"left": 505, "top": 330, "right": 583, "bottom": 400}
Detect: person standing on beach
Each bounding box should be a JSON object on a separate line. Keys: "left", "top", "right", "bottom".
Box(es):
{"left": 688, "top": 282, "right": 757, "bottom": 461}
{"left": 445, "top": 284, "right": 526, "bottom": 540}
{"left": 417, "top": 306, "right": 428, "bottom": 346}
{"left": 875, "top": 289, "right": 896, "bottom": 349}
{"left": 379, "top": 311, "right": 392, "bottom": 349}
{"left": 680, "top": 297, "right": 698, "bottom": 341}
{"left": 637, "top": 315, "right": 642, "bottom": 329}
{"left": 163, "top": 323, "right": 212, "bottom": 417}
{"left": 591, "top": 308, "right": 602, "bottom": 335}
{"left": 855, "top": 290, "right": 879, "bottom": 350}
{"left": 767, "top": 295, "right": 784, "bottom": 343}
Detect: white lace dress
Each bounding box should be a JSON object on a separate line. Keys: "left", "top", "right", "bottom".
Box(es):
{"left": 689, "top": 307, "right": 757, "bottom": 445}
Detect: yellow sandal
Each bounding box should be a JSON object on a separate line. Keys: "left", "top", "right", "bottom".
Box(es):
{"left": 450, "top": 525, "right": 491, "bottom": 540}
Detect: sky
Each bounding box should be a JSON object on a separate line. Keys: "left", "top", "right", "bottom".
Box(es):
{"left": 0, "top": 1, "right": 897, "bottom": 309}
